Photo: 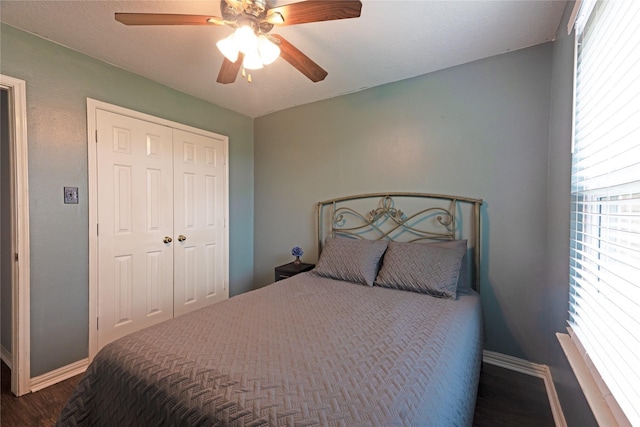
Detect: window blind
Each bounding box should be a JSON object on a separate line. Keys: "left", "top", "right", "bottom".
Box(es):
{"left": 569, "top": 1, "right": 640, "bottom": 425}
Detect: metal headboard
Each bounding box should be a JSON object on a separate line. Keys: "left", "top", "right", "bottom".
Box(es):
{"left": 317, "top": 192, "right": 483, "bottom": 290}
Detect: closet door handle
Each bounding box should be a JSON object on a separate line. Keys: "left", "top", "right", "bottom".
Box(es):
{"left": 163, "top": 236, "right": 173, "bottom": 244}
{"left": 177, "top": 235, "right": 187, "bottom": 242}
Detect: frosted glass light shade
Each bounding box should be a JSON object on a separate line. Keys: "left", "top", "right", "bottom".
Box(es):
{"left": 217, "top": 27, "right": 280, "bottom": 70}
{"left": 234, "top": 26, "right": 258, "bottom": 54}
{"left": 243, "top": 49, "right": 264, "bottom": 70}
{"left": 257, "top": 35, "right": 280, "bottom": 65}
{"left": 216, "top": 34, "right": 239, "bottom": 62}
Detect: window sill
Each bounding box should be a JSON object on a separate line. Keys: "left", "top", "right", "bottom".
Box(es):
{"left": 557, "top": 329, "right": 631, "bottom": 427}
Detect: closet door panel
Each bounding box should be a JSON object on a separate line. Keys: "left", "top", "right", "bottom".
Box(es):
{"left": 173, "top": 129, "right": 227, "bottom": 316}
{"left": 96, "top": 110, "right": 174, "bottom": 349}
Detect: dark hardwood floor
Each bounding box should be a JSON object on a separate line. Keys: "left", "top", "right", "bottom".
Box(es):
{"left": 1, "top": 361, "right": 555, "bottom": 426}
{"left": 474, "top": 363, "right": 555, "bottom": 427}
{"left": 1, "top": 361, "right": 81, "bottom": 427}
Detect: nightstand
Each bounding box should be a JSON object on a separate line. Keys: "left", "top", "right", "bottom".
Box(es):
{"left": 275, "top": 262, "right": 315, "bottom": 282}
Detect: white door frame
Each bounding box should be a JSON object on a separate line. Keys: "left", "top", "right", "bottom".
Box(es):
{"left": 1, "top": 74, "right": 31, "bottom": 396}
{"left": 87, "top": 98, "right": 229, "bottom": 361}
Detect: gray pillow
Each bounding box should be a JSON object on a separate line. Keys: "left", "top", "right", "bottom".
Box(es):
{"left": 313, "top": 237, "right": 388, "bottom": 286}
{"left": 374, "top": 241, "right": 466, "bottom": 299}
{"left": 422, "top": 240, "right": 470, "bottom": 290}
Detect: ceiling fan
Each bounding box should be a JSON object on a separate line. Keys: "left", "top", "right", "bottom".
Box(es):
{"left": 115, "top": 0, "right": 362, "bottom": 84}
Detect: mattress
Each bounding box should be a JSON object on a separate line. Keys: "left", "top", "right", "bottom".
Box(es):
{"left": 57, "top": 272, "right": 483, "bottom": 426}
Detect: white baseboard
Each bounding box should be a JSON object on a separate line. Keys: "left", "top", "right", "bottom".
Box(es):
{"left": 29, "top": 358, "right": 88, "bottom": 393}
{"left": 483, "top": 350, "right": 567, "bottom": 427}
{"left": 0, "top": 345, "right": 12, "bottom": 370}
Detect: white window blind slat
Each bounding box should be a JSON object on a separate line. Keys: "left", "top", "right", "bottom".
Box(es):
{"left": 571, "top": 300, "right": 640, "bottom": 383}
{"left": 569, "top": 280, "right": 640, "bottom": 377}
{"left": 569, "top": 0, "right": 640, "bottom": 425}
{"left": 570, "top": 272, "right": 640, "bottom": 336}
{"left": 576, "top": 115, "right": 640, "bottom": 164}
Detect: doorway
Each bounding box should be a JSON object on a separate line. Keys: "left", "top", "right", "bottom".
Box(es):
{"left": 0, "top": 75, "right": 31, "bottom": 397}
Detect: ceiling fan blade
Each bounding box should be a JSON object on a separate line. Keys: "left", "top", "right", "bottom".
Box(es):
{"left": 216, "top": 53, "right": 245, "bottom": 84}
{"left": 115, "top": 13, "right": 225, "bottom": 26}
{"left": 270, "top": 0, "right": 362, "bottom": 26}
{"left": 271, "top": 35, "right": 327, "bottom": 82}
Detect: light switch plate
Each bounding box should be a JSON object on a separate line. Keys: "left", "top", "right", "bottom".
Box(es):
{"left": 64, "top": 187, "right": 78, "bottom": 204}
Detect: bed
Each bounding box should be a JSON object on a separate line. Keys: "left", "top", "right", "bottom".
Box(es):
{"left": 58, "top": 192, "right": 484, "bottom": 427}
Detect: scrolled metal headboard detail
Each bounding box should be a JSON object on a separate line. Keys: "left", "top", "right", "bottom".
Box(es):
{"left": 317, "top": 192, "right": 483, "bottom": 290}
{"left": 332, "top": 195, "right": 455, "bottom": 241}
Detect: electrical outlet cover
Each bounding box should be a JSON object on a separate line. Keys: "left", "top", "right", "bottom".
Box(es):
{"left": 64, "top": 187, "right": 79, "bottom": 204}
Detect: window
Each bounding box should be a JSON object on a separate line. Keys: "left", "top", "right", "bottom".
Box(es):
{"left": 569, "top": 0, "right": 640, "bottom": 425}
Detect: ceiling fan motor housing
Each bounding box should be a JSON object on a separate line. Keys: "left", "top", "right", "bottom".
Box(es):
{"left": 222, "top": 0, "right": 266, "bottom": 19}
{"left": 221, "top": 0, "right": 275, "bottom": 33}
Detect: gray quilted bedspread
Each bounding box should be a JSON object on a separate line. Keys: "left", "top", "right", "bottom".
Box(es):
{"left": 58, "top": 273, "right": 482, "bottom": 426}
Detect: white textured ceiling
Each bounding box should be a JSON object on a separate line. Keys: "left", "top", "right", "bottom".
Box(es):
{"left": 0, "top": 1, "right": 566, "bottom": 118}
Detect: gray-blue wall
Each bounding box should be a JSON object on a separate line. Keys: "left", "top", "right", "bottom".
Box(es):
{"left": 255, "top": 43, "right": 554, "bottom": 360}
{"left": 0, "top": 24, "right": 254, "bottom": 376}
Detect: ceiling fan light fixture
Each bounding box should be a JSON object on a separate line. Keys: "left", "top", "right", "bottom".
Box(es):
{"left": 257, "top": 35, "right": 280, "bottom": 65}
{"left": 216, "top": 34, "right": 239, "bottom": 62}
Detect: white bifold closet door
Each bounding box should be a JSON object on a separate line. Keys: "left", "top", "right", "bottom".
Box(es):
{"left": 96, "top": 110, "right": 226, "bottom": 350}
